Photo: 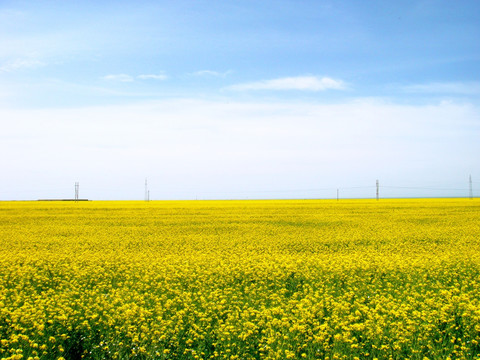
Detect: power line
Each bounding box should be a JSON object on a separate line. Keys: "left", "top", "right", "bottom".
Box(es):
{"left": 2, "top": 177, "right": 477, "bottom": 200}
{"left": 382, "top": 186, "right": 469, "bottom": 191}
{"left": 191, "top": 186, "right": 375, "bottom": 194}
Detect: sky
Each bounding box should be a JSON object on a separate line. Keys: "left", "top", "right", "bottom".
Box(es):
{"left": 1, "top": 0, "right": 479, "bottom": 200}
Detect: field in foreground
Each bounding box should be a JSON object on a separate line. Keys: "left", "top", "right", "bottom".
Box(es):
{"left": 0, "top": 199, "right": 480, "bottom": 360}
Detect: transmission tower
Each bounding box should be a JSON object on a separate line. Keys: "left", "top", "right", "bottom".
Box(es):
{"left": 376, "top": 180, "right": 379, "bottom": 200}
{"left": 75, "top": 182, "right": 79, "bottom": 202}
{"left": 145, "top": 178, "right": 149, "bottom": 202}
{"left": 469, "top": 175, "right": 473, "bottom": 199}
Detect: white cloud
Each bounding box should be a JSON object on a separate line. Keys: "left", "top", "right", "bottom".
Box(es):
{"left": 227, "top": 76, "right": 346, "bottom": 91}
{"left": 137, "top": 74, "right": 168, "bottom": 80}
{"left": 403, "top": 82, "right": 480, "bottom": 95}
{"left": 0, "top": 58, "right": 46, "bottom": 72}
{"left": 190, "top": 70, "right": 231, "bottom": 77}
{"left": 102, "top": 74, "right": 168, "bottom": 82}
{"left": 102, "top": 74, "right": 134, "bottom": 82}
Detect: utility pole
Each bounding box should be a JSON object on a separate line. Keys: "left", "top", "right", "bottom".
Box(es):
{"left": 469, "top": 175, "right": 473, "bottom": 199}
{"left": 75, "top": 182, "right": 79, "bottom": 202}
{"left": 145, "top": 178, "right": 149, "bottom": 202}
{"left": 376, "top": 179, "right": 379, "bottom": 201}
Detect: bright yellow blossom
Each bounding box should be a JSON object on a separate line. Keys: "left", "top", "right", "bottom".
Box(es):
{"left": 0, "top": 198, "right": 479, "bottom": 359}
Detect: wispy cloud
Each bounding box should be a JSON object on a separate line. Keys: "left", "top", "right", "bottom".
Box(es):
{"left": 102, "top": 74, "right": 134, "bottom": 82}
{"left": 102, "top": 74, "right": 167, "bottom": 82}
{"left": 137, "top": 74, "right": 167, "bottom": 80}
{"left": 0, "top": 59, "right": 46, "bottom": 73}
{"left": 403, "top": 82, "right": 480, "bottom": 95}
{"left": 227, "top": 76, "right": 346, "bottom": 91}
{"left": 190, "top": 70, "right": 231, "bottom": 78}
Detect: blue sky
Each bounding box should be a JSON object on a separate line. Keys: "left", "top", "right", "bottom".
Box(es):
{"left": 1, "top": 0, "right": 479, "bottom": 200}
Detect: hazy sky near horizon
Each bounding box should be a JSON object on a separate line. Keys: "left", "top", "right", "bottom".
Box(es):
{"left": 1, "top": 0, "right": 479, "bottom": 200}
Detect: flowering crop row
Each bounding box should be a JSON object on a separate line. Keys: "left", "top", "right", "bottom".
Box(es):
{"left": 1, "top": 199, "right": 479, "bottom": 359}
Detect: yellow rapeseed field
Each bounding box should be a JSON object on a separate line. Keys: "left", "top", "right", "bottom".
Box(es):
{"left": 1, "top": 199, "right": 479, "bottom": 360}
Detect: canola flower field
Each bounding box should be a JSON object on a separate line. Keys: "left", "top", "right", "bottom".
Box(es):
{"left": 1, "top": 199, "right": 480, "bottom": 360}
